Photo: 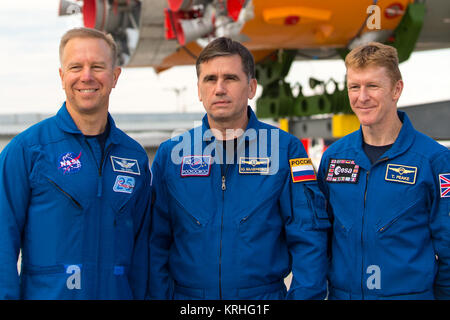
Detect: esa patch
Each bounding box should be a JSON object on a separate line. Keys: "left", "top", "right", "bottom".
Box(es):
{"left": 385, "top": 164, "right": 417, "bottom": 185}
{"left": 326, "top": 159, "right": 360, "bottom": 183}
{"left": 439, "top": 173, "right": 450, "bottom": 198}
{"left": 239, "top": 157, "right": 269, "bottom": 174}
{"left": 113, "top": 175, "right": 135, "bottom": 194}
{"left": 181, "top": 155, "right": 211, "bottom": 177}
{"left": 289, "top": 158, "right": 316, "bottom": 183}
{"left": 111, "top": 156, "right": 140, "bottom": 175}
{"left": 58, "top": 151, "right": 82, "bottom": 175}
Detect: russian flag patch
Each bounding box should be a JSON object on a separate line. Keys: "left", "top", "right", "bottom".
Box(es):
{"left": 289, "top": 158, "right": 316, "bottom": 183}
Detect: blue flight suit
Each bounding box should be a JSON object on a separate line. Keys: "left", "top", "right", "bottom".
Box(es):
{"left": 149, "top": 107, "right": 330, "bottom": 300}
{"left": 318, "top": 111, "right": 450, "bottom": 299}
{"left": 0, "top": 103, "right": 152, "bottom": 299}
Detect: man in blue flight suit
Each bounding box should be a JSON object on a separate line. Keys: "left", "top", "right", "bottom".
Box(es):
{"left": 0, "top": 28, "right": 152, "bottom": 299}
{"left": 317, "top": 42, "right": 450, "bottom": 299}
{"left": 149, "top": 37, "right": 330, "bottom": 300}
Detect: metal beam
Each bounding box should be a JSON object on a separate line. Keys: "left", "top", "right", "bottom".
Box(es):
{"left": 289, "top": 100, "right": 450, "bottom": 140}
{"left": 401, "top": 100, "right": 450, "bottom": 140}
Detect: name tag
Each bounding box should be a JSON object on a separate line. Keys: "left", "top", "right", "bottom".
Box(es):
{"left": 111, "top": 156, "right": 140, "bottom": 175}
{"left": 239, "top": 157, "right": 269, "bottom": 174}
{"left": 385, "top": 164, "right": 417, "bottom": 185}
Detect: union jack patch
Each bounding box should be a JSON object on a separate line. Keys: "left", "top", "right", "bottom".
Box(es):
{"left": 439, "top": 173, "right": 450, "bottom": 198}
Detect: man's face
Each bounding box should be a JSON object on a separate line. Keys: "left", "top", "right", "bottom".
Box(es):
{"left": 197, "top": 55, "right": 257, "bottom": 127}
{"left": 59, "top": 37, "right": 121, "bottom": 116}
{"left": 347, "top": 65, "right": 403, "bottom": 128}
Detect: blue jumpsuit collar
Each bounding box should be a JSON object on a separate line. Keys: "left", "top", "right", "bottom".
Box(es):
{"left": 55, "top": 102, "right": 120, "bottom": 145}
{"left": 201, "top": 106, "right": 259, "bottom": 142}
{"left": 354, "top": 110, "right": 415, "bottom": 168}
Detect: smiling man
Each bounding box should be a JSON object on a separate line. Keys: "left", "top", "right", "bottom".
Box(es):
{"left": 317, "top": 42, "right": 450, "bottom": 299}
{"left": 149, "top": 37, "right": 330, "bottom": 300}
{"left": 0, "top": 28, "right": 152, "bottom": 299}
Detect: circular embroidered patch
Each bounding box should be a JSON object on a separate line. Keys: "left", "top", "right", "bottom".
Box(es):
{"left": 58, "top": 151, "right": 82, "bottom": 174}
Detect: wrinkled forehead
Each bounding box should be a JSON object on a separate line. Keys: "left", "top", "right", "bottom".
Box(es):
{"left": 60, "top": 37, "right": 115, "bottom": 66}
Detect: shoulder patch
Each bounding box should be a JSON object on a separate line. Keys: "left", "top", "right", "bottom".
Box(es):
{"left": 289, "top": 158, "right": 316, "bottom": 183}
{"left": 439, "top": 173, "right": 450, "bottom": 198}
{"left": 326, "top": 159, "right": 360, "bottom": 183}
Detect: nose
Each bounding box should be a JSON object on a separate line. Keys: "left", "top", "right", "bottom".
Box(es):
{"left": 214, "top": 79, "right": 226, "bottom": 96}
{"left": 80, "top": 66, "right": 94, "bottom": 82}
{"left": 358, "top": 86, "right": 370, "bottom": 102}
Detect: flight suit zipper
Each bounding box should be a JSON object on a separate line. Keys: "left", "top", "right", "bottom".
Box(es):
{"left": 219, "top": 164, "right": 229, "bottom": 299}
{"left": 361, "top": 157, "right": 388, "bottom": 299}
{"left": 85, "top": 140, "right": 113, "bottom": 196}
{"left": 84, "top": 138, "right": 114, "bottom": 298}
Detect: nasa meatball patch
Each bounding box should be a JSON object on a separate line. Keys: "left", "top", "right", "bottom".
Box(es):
{"left": 326, "top": 159, "right": 360, "bottom": 183}
{"left": 58, "top": 151, "right": 82, "bottom": 175}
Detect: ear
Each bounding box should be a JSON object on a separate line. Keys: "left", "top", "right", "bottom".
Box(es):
{"left": 59, "top": 68, "right": 65, "bottom": 89}
{"left": 112, "top": 66, "right": 121, "bottom": 88}
{"left": 197, "top": 80, "right": 202, "bottom": 102}
{"left": 392, "top": 79, "right": 403, "bottom": 101}
{"left": 248, "top": 78, "right": 257, "bottom": 99}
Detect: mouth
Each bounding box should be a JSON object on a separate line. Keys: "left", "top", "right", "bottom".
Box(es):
{"left": 213, "top": 100, "right": 231, "bottom": 106}
{"left": 355, "top": 105, "right": 376, "bottom": 110}
{"left": 77, "top": 89, "right": 99, "bottom": 93}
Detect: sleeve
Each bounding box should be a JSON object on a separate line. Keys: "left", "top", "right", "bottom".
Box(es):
{"left": 281, "top": 138, "right": 330, "bottom": 300}
{"left": 317, "top": 153, "right": 329, "bottom": 199}
{"left": 148, "top": 143, "right": 174, "bottom": 299}
{"left": 430, "top": 149, "right": 450, "bottom": 299}
{"left": 128, "top": 156, "right": 153, "bottom": 299}
{"left": 317, "top": 153, "right": 334, "bottom": 224}
{"left": 0, "top": 138, "right": 30, "bottom": 299}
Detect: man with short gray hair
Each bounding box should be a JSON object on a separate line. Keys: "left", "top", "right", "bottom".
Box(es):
{"left": 0, "top": 27, "right": 152, "bottom": 299}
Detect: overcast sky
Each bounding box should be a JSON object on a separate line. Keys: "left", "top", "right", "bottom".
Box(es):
{"left": 0, "top": 1, "right": 449, "bottom": 115}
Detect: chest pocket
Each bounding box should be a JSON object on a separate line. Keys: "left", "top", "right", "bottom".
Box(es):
{"left": 374, "top": 197, "right": 426, "bottom": 236}
{"left": 25, "top": 170, "right": 88, "bottom": 265}
{"left": 46, "top": 176, "right": 84, "bottom": 211}
{"left": 29, "top": 149, "right": 92, "bottom": 214}
{"left": 166, "top": 181, "right": 210, "bottom": 231}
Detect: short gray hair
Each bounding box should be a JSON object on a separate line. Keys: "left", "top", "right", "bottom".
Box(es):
{"left": 59, "top": 27, "right": 118, "bottom": 67}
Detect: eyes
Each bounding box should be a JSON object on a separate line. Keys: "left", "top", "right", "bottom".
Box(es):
{"left": 348, "top": 84, "right": 379, "bottom": 90}
{"left": 67, "top": 64, "right": 107, "bottom": 71}
{"left": 202, "top": 74, "right": 240, "bottom": 83}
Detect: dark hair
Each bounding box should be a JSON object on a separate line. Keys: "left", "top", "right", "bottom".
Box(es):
{"left": 196, "top": 37, "right": 255, "bottom": 80}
